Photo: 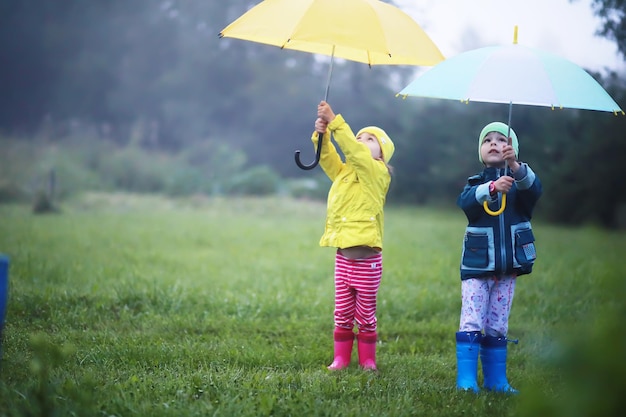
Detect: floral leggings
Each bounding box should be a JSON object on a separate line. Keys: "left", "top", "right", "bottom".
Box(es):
{"left": 459, "top": 275, "right": 516, "bottom": 337}
{"left": 333, "top": 251, "right": 382, "bottom": 333}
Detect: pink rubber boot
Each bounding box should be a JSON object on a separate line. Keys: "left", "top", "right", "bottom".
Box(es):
{"left": 357, "top": 331, "right": 377, "bottom": 371}
{"left": 328, "top": 327, "right": 354, "bottom": 370}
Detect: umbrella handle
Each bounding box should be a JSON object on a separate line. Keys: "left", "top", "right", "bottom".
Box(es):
{"left": 295, "top": 48, "right": 334, "bottom": 171}
{"left": 483, "top": 131, "right": 512, "bottom": 216}
{"left": 483, "top": 193, "right": 506, "bottom": 216}
{"left": 294, "top": 132, "right": 323, "bottom": 170}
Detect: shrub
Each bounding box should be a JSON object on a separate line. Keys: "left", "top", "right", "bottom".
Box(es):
{"left": 32, "top": 190, "right": 59, "bottom": 214}
{"left": 226, "top": 165, "right": 280, "bottom": 196}
{"left": 0, "top": 180, "right": 28, "bottom": 204}
{"left": 284, "top": 175, "right": 329, "bottom": 200}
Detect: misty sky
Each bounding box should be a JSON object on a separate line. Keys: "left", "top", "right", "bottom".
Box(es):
{"left": 396, "top": 0, "right": 624, "bottom": 73}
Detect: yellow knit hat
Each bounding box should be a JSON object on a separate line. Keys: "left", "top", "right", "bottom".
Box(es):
{"left": 356, "top": 126, "right": 395, "bottom": 163}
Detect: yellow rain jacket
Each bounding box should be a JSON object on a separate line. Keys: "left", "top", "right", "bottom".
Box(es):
{"left": 311, "top": 114, "right": 391, "bottom": 250}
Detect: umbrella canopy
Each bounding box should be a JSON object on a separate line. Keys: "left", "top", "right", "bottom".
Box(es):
{"left": 397, "top": 27, "right": 623, "bottom": 113}
{"left": 219, "top": 0, "right": 444, "bottom": 170}
{"left": 219, "top": 0, "right": 444, "bottom": 66}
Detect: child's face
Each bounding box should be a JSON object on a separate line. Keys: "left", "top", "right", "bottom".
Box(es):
{"left": 480, "top": 131, "right": 509, "bottom": 167}
{"left": 356, "top": 132, "right": 383, "bottom": 160}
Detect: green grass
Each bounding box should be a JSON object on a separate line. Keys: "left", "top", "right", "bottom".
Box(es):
{"left": 0, "top": 193, "right": 625, "bottom": 416}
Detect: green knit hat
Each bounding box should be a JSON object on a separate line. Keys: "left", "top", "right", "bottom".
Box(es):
{"left": 357, "top": 126, "right": 395, "bottom": 163}
{"left": 478, "top": 122, "right": 519, "bottom": 163}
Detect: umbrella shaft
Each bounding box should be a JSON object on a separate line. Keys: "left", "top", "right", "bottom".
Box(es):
{"left": 506, "top": 101, "right": 512, "bottom": 177}
{"left": 324, "top": 46, "right": 335, "bottom": 101}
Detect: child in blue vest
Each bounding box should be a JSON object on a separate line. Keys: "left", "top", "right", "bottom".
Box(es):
{"left": 456, "top": 122, "right": 542, "bottom": 393}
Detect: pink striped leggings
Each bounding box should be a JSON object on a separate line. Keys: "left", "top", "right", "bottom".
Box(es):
{"left": 333, "top": 251, "right": 383, "bottom": 333}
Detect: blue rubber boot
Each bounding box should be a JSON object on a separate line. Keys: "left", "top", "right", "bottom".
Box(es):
{"left": 456, "top": 331, "right": 482, "bottom": 392}
{"left": 480, "top": 336, "right": 519, "bottom": 394}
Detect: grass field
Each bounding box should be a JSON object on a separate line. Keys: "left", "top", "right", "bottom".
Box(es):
{"left": 0, "top": 193, "right": 624, "bottom": 417}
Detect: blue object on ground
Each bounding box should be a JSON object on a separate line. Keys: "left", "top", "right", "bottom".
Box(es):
{"left": 0, "top": 254, "right": 9, "bottom": 361}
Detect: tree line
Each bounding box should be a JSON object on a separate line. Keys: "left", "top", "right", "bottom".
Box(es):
{"left": 0, "top": 0, "right": 625, "bottom": 227}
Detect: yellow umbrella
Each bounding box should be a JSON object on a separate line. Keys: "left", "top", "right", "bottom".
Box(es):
{"left": 219, "top": 0, "right": 444, "bottom": 169}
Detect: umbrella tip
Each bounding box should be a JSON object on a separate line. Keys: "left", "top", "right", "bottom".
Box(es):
{"left": 513, "top": 26, "right": 518, "bottom": 44}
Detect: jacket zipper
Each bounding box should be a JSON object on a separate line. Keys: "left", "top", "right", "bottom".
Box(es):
{"left": 497, "top": 168, "right": 507, "bottom": 274}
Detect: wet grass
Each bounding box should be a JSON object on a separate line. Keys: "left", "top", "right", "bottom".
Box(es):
{"left": 0, "top": 193, "right": 624, "bottom": 416}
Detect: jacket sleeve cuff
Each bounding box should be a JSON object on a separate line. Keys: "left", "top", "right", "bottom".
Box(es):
{"left": 475, "top": 182, "right": 495, "bottom": 204}
{"left": 328, "top": 114, "right": 345, "bottom": 131}
{"left": 514, "top": 163, "right": 536, "bottom": 190}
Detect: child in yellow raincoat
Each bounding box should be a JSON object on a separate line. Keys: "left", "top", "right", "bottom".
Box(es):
{"left": 313, "top": 101, "right": 394, "bottom": 371}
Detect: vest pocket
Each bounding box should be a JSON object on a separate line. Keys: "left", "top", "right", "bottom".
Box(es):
{"left": 514, "top": 228, "right": 536, "bottom": 263}
{"left": 462, "top": 233, "right": 489, "bottom": 268}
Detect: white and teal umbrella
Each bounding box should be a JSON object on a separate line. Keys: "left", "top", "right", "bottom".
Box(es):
{"left": 397, "top": 26, "right": 623, "bottom": 215}
{"left": 397, "top": 27, "right": 623, "bottom": 114}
